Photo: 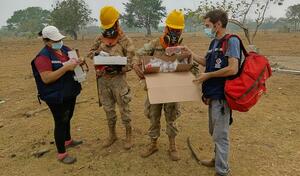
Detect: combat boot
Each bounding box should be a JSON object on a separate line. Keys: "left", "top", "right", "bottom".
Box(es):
{"left": 168, "top": 136, "right": 180, "bottom": 161}
{"left": 102, "top": 125, "right": 117, "bottom": 148}
{"left": 140, "top": 138, "right": 158, "bottom": 158}
{"left": 124, "top": 126, "right": 133, "bottom": 150}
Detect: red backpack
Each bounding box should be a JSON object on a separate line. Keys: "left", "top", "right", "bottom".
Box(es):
{"left": 222, "top": 34, "right": 272, "bottom": 112}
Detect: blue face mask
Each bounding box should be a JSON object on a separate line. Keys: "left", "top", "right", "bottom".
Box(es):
{"left": 51, "top": 41, "right": 63, "bottom": 50}
{"left": 204, "top": 28, "right": 216, "bottom": 39}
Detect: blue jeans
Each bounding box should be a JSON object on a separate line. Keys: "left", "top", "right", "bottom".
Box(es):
{"left": 209, "top": 99, "right": 230, "bottom": 175}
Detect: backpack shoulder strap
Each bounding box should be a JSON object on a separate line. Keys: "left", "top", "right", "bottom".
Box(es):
{"left": 220, "top": 34, "right": 248, "bottom": 57}
{"left": 221, "top": 34, "right": 248, "bottom": 79}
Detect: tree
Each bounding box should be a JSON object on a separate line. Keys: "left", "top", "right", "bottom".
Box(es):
{"left": 186, "top": 0, "right": 284, "bottom": 45}
{"left": 184, "top": 9, "right": 203, "bottom": 32}
{"left": 260, "top": 16, "right": 277, "bottom": 30}
{"left": 50, "top": 0, "right": 95, "bottom": 40}
{"left": 122, "top": 0, "right": 166, "bottom": 36}
{"left": 6, "top": 7, "right": 50, "bottom": 36}
{"left": 274, "top": 17, "right": 290, "bottom": 32}
{"left": 286, "top": 4, "right": 300, "bottom": 32}
{"left": 0, "top": 26, "right": 15, "bottom": 39}
{"left": 228, "top": 0, "right": 284, "bottom": 44}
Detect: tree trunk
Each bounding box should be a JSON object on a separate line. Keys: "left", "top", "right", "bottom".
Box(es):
{"left": 70, "top": 30, "right": 78, "bottom": 40}
{"left": 243, "top": 28, "right": 252, "bottom": 45}
{"left": 145, "top": 24, "right": 151, "bottom": 37}
{"left": 229, "top": 19, "right": 252, "bottom": 44}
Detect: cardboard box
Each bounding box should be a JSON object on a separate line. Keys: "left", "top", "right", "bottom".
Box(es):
{"left": 94, "top": 55, "right": 127, "bottom": 65}
{"left": 141, "top": 55, "right": 193, "bottom": 74}
{"left": 145, "top": 72, "right": 201, "bottom": 104}
{"left": 140, "top": 55, "right": 200, "bottom": 104}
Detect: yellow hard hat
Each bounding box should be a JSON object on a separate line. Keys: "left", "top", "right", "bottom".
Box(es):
{"left": 166, "top": 10, "right": 185, "bottom": 30}
{"left": 100, "top": 6, "right": 120, "bottom": 29}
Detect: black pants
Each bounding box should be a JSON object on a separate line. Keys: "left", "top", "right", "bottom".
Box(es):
{"left": 47, "top": 97, "right": 77, "bottom": 153}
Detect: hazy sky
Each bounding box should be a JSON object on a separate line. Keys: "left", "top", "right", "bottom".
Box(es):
{"left": 0, "top": 0, "right": 299, "bottom": 27}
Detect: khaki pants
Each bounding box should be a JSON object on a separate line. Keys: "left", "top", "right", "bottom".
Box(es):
{"left": 97, "top": 75, "right": 131, "bottom": 128}
{"left": 144, "top": 96, "right": 181, "bottom": 139}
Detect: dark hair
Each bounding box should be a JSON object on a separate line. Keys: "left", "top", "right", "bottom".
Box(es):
{"left": 38, "top": 30, "right": 50, "bottom": 42}
{"left": 204, "top": 9, "right": 228, "bottom": 28}
{"left": 38, "top": 30, "right": 43, "bottom": 37}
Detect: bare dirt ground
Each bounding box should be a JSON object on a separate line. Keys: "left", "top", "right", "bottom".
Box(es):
{"left": 0, "top": 32, "right": 299, "bottom": 176}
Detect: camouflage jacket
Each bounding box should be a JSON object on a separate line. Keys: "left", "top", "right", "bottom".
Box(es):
{"left": 136, "top": 38, "right": 165, "bottom": 61}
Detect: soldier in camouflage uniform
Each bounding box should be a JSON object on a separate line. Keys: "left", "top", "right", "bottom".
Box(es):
{"left": 133, "top": 10, "right": 188, "bottom": 161}
{"left": 87, "top": 6, "right": 137, "bottom": 150}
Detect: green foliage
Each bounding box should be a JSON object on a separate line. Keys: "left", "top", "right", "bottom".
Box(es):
{"left": 6, "top": 7, "right": 50, "bottom": 36}
{"left": 286, "top": 4, "right": 300, "bottom": 31}
{"left": 50, "top": 0, "right": 95, "bottom": 40}
{"left": 184, "top": 9, "right": 203, "bottom": 32}
{"left": 122, "top": 0, "right": 166, "bottom": 36}
{"left": 184, "top": 0, "right": 284, "bottom": 44}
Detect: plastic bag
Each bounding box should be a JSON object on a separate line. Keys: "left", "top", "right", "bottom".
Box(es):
{"left": 145, "top": 58, "right": 179, "bottom": 72}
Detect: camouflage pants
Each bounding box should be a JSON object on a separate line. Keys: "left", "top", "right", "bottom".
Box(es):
{"left": 144, "top": 96, "right": 181, "bottom": 139}
{"left": 97, "top": 75, "right": 131, "bottom": 128}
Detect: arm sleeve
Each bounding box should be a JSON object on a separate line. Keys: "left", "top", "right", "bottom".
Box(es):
{"left": 225, "top": 37, "right": 241, "bottom": 60}
{"left": 34, "top": 56, "right": 52, "bottom": 73}
{"left": 87, "top": 36, "right": 101, "bottom": 59}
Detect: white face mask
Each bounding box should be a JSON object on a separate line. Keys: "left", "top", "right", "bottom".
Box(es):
{"left": 51, "top": 40, "right": 63, "bottom": 50}
{"left": 204, "top": 27, "right": 216, "bottom": 39}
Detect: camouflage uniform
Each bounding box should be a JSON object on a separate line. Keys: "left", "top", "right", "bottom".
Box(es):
{"left": 87, "top": 34, "right": 137, "bottom": 128}
{"left": 136, "top": 38, "right": 181, "bottom": 139}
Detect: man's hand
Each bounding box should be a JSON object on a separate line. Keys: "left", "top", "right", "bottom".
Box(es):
{"left": 133, "top": 64, "right": 145, "bottom": 79}
{"left": 182, "top": 45, "right": 206, "bottom": 66}
{"left": 193, "top": 72, "right": 210, "bottom": 84}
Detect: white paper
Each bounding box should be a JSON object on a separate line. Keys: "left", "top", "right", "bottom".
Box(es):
{"left": 94, "top": 55, "right": 127, "bottom": 65}
{"left": 67, "top": 51, "right": 86, "bottom": 83}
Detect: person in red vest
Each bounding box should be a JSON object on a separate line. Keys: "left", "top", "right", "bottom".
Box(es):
{"left": 31, "top": 26, "right": 83, "bottom": 164}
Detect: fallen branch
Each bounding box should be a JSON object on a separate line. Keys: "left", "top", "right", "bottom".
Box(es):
{"left": 32, "top": 148, "right": 50, "bottom": 158}
{"left": 24, "top": 107, "right": 48, "bottom": 118}
{"left": 272, "top": 68, "right": 300, "bottom": 75}
{"left": 187, "top": 137, "right": 201, "bottom": 163}
{"left": 76, "top": 99, "right": 90, "bottom": 104}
